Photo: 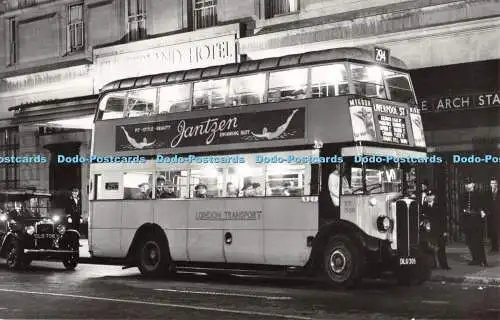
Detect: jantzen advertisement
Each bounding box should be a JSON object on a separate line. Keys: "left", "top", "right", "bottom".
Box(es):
{"left": 115, "top": 108, "right": 305, "bottom": 151}
{"left": 348, "top": 96, "right": 425, "bottom": 147}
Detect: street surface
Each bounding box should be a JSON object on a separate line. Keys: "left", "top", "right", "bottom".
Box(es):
{"left": 0, "top": 260, "right": 498, "bottom": 319}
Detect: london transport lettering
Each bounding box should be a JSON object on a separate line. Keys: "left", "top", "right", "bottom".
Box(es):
{"left": 115, "top": 108, "right": 305, "bottom": 151}
{"left": 419, "top": 92, "right": 500, "bottom": 112}
{"left": 195, "top": 210, "right": 263, "bottom": 221}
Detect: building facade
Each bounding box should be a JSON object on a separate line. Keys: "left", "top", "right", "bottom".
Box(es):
{"left": 0, "top": 0, "right": 499, "bottom": 238}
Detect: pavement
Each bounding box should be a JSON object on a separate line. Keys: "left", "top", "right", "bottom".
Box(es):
{"left": 431, "top": 243, "right": 500, "bottom": 285}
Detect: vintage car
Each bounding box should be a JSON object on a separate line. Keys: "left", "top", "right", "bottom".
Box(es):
{"left": 0, "top": 189, "right": 80, "bottom": 270}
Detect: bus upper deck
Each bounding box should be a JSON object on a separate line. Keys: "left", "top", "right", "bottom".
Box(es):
{"left": 93, "top": 47, "right": 426, "bottom": 157}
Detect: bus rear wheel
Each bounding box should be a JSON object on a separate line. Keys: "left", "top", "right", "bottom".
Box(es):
{"left": 323, "top": 235, "right": 363, "bottom": 289}
{"left": 137, "top": 234, "right": 172, "bottom": 277}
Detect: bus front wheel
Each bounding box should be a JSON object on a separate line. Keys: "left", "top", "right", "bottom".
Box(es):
{"left": 323, "top": 235, "right": 364, "bottom": 288}
{"left": 137, "top": 234, "right": 171, "bottom": 277}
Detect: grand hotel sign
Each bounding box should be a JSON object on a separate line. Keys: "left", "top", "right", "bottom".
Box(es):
{"left": 94, "top": 34, "right": 238, "bottom": 90}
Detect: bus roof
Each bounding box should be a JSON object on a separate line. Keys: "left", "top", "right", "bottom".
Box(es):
{"left": 99, "top": 47, "right": 408, "bottom": 93}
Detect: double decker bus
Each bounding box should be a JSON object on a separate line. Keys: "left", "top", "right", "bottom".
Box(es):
{"left": 88, "top": 46, "right": 430, "bottom": 287}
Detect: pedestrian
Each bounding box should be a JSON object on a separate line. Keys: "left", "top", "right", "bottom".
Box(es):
{"left": 423, "top": 191, "right": 451, "bottom": 270}
{"left": 419, "top": 180, "right": 430, "bottom": 209}
{"left": 461, "top": 177, "right": 488, "bottom": 267}
{"left": 66, "top": 188, "right": 82, "bottom": 233}
{"left": 486, "top": 177, "right": 500, "bottom": 253}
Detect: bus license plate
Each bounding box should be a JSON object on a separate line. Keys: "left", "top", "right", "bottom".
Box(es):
{"left": 399, "top": 257, "right": 416, "bottom": 266}
{"left": 35, "top": 234, "right": 55, "bottom": 239}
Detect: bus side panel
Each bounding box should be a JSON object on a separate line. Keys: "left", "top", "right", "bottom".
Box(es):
{"left": 224, "top": 198, "right": 264, "bottom": 264}
{"left": 187, "top": 200, "right": 225, "bottom": 263}
{"left": 154, "top": 200, "right": 189, "bottom": 261}
{"left": 89, "top": 201, "right": 123, "bottom": 258}
{"left": 262, "top": 199, "right": 318, "bottom": 266}
{"left": 121, "top": 200, "right": 155, "bottom": 256}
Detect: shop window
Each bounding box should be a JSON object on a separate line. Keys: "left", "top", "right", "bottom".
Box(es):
{"left": 158, "top": 84, "right": 191, "bottom": 113}
{"left": 67, "top": 4, "right": 84, "bottom": 53}
{"left": 128, "top": 0, "right": 147, "bottom": 41}
{"left": 193, "top": 0, "right": 217, "bottom": 30}
{"left": 383, "top": 70, "right": 416, "bottom": 104}
{"left": 193, "top": 79, "right": 228, "bottom": 110}
{"left": 268, "top": 68, "right": 307, "bottom": 102}
{"left": 266, "top": 164, "right": 305, "bottom": 196}
{"left": 351, "top": 64, "right": 386, "bottom": 99}
{"left": 190, "top": 167, "right": 224, "bottom": 198}
{"left": 154, "top": 170, "right": 189, "bottom": 199}
{"left": 311, "top": 64, "right": 349, "bottom": 98}
{"left": 0, "top": 128, "right": 19, "bottom": 189}
{"left": 123, "top": 172, "right": 153, "bottom": 200}
{"left": 125, "top": 89, "right": 156, "bottom": 118}
{"left": 99, "top": 93, "right": 126, "bottom": 120}
{"left": 265, "top": 0, "right": 298, "bottom": 18}
{"left": 229, "top": 74, "right": 265, "bottom": 106}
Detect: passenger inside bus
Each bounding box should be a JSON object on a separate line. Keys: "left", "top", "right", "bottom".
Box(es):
{"left": 194, "top": 184, "right": 208, "bottom": 198}
{"left": 328, "top": 169, "right": 352, "bottom": 206}
{"left": 138, "top": 182, "right": 151, "bottom": 199}
{"left": 226, "top": 182, "right": 239, "bottom": 197}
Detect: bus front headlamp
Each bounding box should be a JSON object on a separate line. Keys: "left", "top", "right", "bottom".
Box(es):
{"left": 377, "top": 216, "right": 393, "bottom": 232}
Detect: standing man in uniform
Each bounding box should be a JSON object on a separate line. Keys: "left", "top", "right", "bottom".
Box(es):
{"left": 486, "top": 177, "right": 500, "bottom": 253}
{"left": 423, "top": 191, "right": 451, "bottom": 270}
{"left": 461, "top": 177, "right": 488, "bottom": 266}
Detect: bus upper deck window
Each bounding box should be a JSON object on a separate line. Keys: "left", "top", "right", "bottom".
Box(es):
{"left": 126, "top": 89, "right": 157, "bottom": 118}
{"left": 268, "top": 68, "right": 307, "bottom": 103}
{"left": 311, "top": 64, "right": 347, "bottom": 98}
{"left": 158, "top": 84, "right": 191, "bottom": 113}
{"left": 100, "top": 94, "right": 126, "bottom": 120}
{"left": 350, "top": 64, "right": 386, "bottom": 99}
{"left": 229, "top": 74, "right": 265, "bottom": 106}
{"left": 383, "top": 70, "right": 416, "bottom": 104}
{"left": 193, "top": 79, "right": 228, "bottom": 110}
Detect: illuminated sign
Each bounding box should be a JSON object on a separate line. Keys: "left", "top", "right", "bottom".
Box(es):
{"left": 419, "top": 92, "right": 500, "bottom": 112}
{"left": 348, "top": 96, "right": 425, "bottom": 147}
{"left": 374, "top": 47, "right": 390, "bottom": 65}
{"left": 94, "top": 35, "right": 237, "bottom": 91}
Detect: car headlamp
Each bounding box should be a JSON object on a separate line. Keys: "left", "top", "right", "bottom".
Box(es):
{"left": 52, "top": 215, "right": 61, "bottom": 223}
{"left": 25, "top": 225, "right": 35, "bottom": 235}
{"left": 376, "top": 216, "right": 393, "bottom": 232}
{"left": 0, "top": 214, "right": 7, "bottom": 222}
{"left": 67, "top": 217, "right": 73, "bottom": 224}
{"left": 57, "top": 224, "right": 66, "bottom": 234}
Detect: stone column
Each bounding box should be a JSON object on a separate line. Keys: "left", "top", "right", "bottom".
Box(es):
{"left": 18, "top": 124, "right": 47, "bottom": 191}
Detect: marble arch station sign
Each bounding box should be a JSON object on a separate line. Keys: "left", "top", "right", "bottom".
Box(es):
{"left": 419, "top": 92, "right": 500, "bottom": 113}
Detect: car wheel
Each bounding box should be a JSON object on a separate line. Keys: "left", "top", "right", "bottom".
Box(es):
{"left": 63, "top": 240, "right": 79, "bottom": 270}
{"left": 6, "top": 239, "right": 24, "bottom": 270}
{"left": 137, "top": 234, "right": 171, "bottom": 277}
{"left": 323, "top": 235, "right": 364, "bottom": 289}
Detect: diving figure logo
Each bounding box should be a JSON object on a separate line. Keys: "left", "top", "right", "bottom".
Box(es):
{"left": 120, "top": 126, "right": 156, "bottom": 149}
{"left": 251, "top": 109, "right": 299, "bottom": 140}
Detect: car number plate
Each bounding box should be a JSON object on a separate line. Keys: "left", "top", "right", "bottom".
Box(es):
{"left": 34, "top": 234, "right": 55, "bottom": 239}
{"left": 399, "top": 257, "right": 416, "bottom": 265}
